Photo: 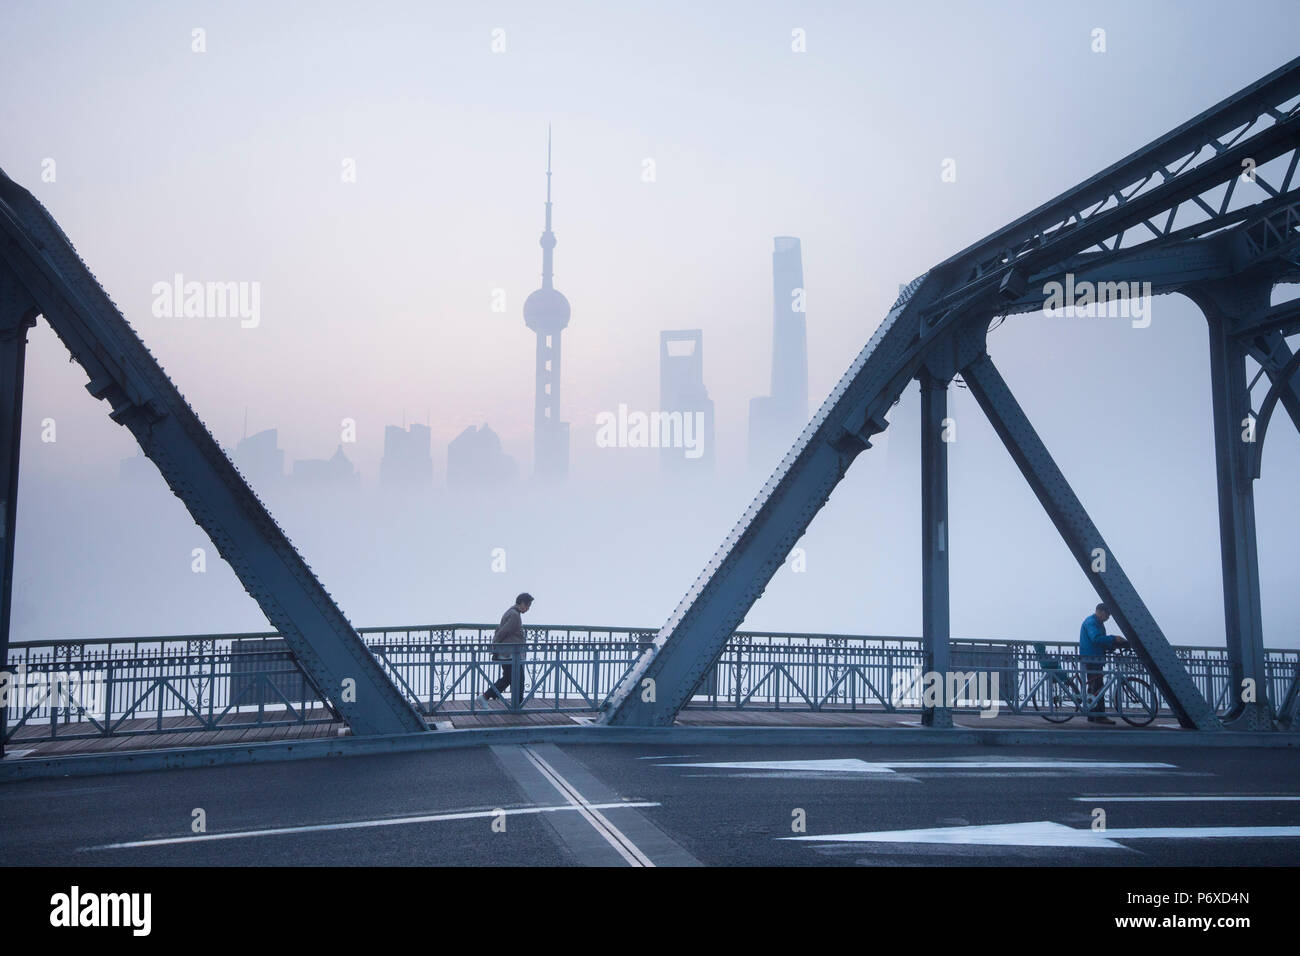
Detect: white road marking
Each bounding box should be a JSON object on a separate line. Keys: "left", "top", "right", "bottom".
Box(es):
{"left": 787, "top": 821, "right": 1121, "bottom": 847}
{"left": 1073, "top": 795, "right": 1300, "bottom": 803}
{"left": 662, "top": 758, "right": 1175, "bottom": 774}
{"left": 521, "top": 745, "right": 654, "bottom": 867}
{"left": 85, "top": 801, "right": 660, "bottom": 850}
{"left": 635, "top": 754, "right": 701, "bottom": 760}
{"left": 663, "top": 759, "right": 893, "bottom": 773}
{"left": 1099, "top": 827, "right": 1300, "bottom": 839}
{"left": 784, "top": 821, "right": 1300, "bottom": 848}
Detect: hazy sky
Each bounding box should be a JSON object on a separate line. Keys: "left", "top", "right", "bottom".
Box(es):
{"left": 3, "top": 1, "right": 1298, "bottom": 649}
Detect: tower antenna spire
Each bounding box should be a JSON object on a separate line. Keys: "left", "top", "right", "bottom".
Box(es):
{"left": 544, "top": 125, "right": 553, "bottom": 233}
{"left": 540, "top": 125, "right": 555, "bottom": 289}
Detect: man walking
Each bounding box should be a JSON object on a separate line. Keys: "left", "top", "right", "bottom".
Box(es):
{"left": 1079, "top": 603, "right": 1129, "bottom": 724}
{"left": 483, "top": 592, "right": 533, "bottom": 703}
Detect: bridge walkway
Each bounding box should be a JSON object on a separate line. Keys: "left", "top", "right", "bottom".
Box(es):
{"left": 2, "top": 703, "right": 1186, "bottom": 760}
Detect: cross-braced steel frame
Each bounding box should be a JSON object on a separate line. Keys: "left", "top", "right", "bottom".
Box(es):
{"left": 603, "top": 56, "right": 1300, "bottom": 731}
{"left": 0, "top": 175, "right": 429, "bottom": 752}
{"left": 2, "top": 60, "right": 1297, "bottom": 748}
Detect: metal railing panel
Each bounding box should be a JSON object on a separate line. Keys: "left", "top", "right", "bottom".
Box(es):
{"left": 6, "top": 625, "right": 1297, "bottom": 741}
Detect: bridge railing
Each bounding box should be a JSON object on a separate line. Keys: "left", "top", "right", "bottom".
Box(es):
{"left": 4, "top": 626, "right": 1297, "bottom": 740}
{"left": 1, "top": 647, "right": 332, "bottom": 743}
{"left": 370, "top": 641, "right": 650, "bottom": 715}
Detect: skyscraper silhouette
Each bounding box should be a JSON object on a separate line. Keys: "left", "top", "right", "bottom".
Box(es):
{"left": 659, "top": 330, "right": 715, "bottom": 473}
{"left": 447, "top": 424, "right": 518, "bottom": 489}
{"left": 291, "top": 445, "right": 359, "bottom": 491}
{"left": 523, "top": 128, "right": 571, "bottom": 481}
{"left": 748, "top": 237, "right": 809, "bottom": 470}
{"left": 380, "top": 423, "right": 433, "bottom": 488}
{"left": 233, "top": 427, "right": 285, "bottom": 491}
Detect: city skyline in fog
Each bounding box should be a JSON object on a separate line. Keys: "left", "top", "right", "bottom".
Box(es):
{"left": 3, "top": 1, "right": 1299, "bottom": 651}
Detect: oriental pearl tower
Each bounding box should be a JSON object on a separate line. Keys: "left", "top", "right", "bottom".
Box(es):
{"left": 523, "top": 127, "right": 571, "bottom": 481}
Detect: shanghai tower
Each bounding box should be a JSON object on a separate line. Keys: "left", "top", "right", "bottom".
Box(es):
{"left": 747, "top": 236, "right": 808, "bottom": 469}
{"left": 523, "top": 129, "right": 571, "bottom": 481}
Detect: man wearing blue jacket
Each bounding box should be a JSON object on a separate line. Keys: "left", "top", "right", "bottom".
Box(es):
{"left": 1079, "top": 603, "right": 1129, "bottom": 724}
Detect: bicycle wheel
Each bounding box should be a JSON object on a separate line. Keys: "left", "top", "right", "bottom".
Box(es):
{"left": 1115, "top": 676, "right": 1159, "bottom": 727}
{"left": 1033, "top": 678, "right": 1080, "bottom": 723}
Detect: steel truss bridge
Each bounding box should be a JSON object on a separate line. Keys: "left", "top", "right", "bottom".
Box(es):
{"left": 5, "top": 626, "right": 1299, "bottom": 747}
{"left": 3, "top": 59, "right": 1300, "bottom": 753}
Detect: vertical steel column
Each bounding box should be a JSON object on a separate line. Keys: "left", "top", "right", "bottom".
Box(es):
{"left": 961, "top": 351, "right": 1219, "bottom": 730}
{"left": 0, "top": 271, "right": 37, "bottom": 758}
{"left": 1191, "top": 280, "right": 1274, "bottom": 729}
{"left": 919, "top": 371, "right": 952, "bottom": 727}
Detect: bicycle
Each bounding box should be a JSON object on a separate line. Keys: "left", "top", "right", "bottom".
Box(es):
{"left": 1028, "top": 643, "right": 1160, "bottom": 726}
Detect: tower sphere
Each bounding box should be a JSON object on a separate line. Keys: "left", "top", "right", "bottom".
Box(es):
{"left": 524, "top": 287, "right": 570, "bottom": 332}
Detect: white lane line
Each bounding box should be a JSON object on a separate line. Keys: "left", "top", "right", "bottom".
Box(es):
{"left": 635, "top": 754, "right": 701, "bottom": 760}
{"left": 662, "top": 758, "right": 1175, "bottom": 774}
{"left": 1072, "top": 795, "right": 1300, "bottom": 802}
{"left": 783, "top": 821, "right": 1300, "bottom": 848}
{"left": 521, "top": 745, "right": 654, "bottom": 867}
{"left": 84, "top": 801, "right": 660, "bottom": 851}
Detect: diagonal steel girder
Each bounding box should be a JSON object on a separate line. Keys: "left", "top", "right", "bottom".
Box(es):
{"left": 600, "top": 57, "right": 1300, "bottom": 728}
{"left": 959, "top": 353, "right": 1220, "bottom": 730}
{"left": 1235, "top": 299, "right": 1300, "bottom": 339}
{"left": 600, "top": 273, "right": 941, "bottom": 725}
{"left": 0, "top": 170, "right": 427, "bottom": 736}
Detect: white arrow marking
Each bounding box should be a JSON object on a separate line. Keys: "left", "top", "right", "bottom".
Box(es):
{"left": 662, "top": 758, "right": 1175, "bottom": 774}
{"left": 1072, "top": 795, "right": 1300, "bottom": 802}
{"left": 664, "top": 758, "right": 896, "bottom": 774}
{"left": 783, "top": 821, "right": 1300, "bottom": 848}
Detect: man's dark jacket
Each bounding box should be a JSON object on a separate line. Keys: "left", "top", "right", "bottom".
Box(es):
{"left": 492, "top": 606, "right": 525, "bottom": 659}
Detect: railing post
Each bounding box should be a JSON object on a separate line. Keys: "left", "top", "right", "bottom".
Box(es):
{"left": 510, "top": 645, "right": 523, "bottom": 712}
{"left": 812, "top": 647, "right": 819, "bottom": 711}
{"left": 104, "top": 660, "right": 113, "bottom": 735}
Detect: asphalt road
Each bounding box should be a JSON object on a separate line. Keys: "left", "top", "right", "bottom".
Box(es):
{"left": 2, "top": 742, "right": 1298, "bottom": 866}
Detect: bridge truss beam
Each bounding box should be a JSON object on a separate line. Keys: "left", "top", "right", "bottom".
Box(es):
{"left": 0, "top": 173, "right": 428, "bottom": 737}
{"left": 1186, "top": 278, "right": 1300, "bottom": 729}
{"left": 603, "top": 56, "right": 1300, "bottom": 728}
{"left": 959, "top": 352, "right": 1220, "bottom": 730}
